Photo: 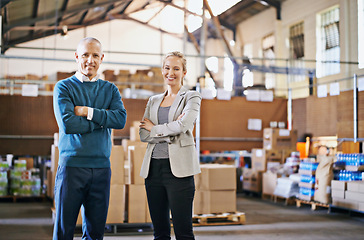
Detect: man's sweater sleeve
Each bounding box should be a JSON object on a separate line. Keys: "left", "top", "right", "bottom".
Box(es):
{"left": 53, "top": 81, "right": 101, "bottom": 134}
{"left": 91, "top": 83, "right": 127, "bottom": 129}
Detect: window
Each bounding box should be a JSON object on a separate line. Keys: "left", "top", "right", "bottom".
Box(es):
{"left": 289, "top": 22, "right": 305, "bottom": 82}
{"left": 290, "top": 22, "right": 304, "bottom": 59}
{"left": 359, "top": 0, "right": 364, "bottom": 68}
{"left": 262, "top": 34, "right": 276, "bottom": 88}
{"left": 262, "top": 34, "right": 275, "bottom": 65}
{"left": 316, "top": 6, "right": 340, "bottom": 77}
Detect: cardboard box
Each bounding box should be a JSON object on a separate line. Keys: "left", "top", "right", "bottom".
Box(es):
{"left": 263, "top": 128, "right": 297, "bottom": 151}
{"left": 242, "top": 168, "right": 263, "bottom": 192}
{"left": 76, "top": 210, "right": 82, "bottom": 225}
{"left": 195, "top": 164, "right": 236, "bottom": 191}
{"left": 331, "top": 180, "right": 347, "bottom": 191}
{"left": 122, "top": 139, "right": 147, "bottom": 159}
{"left": 107, "top": 184, "right": 125, "bottom": 224}
{"left": 126, "top": 184, "right": 147, "bottom": 223}
{"left": 359, "top": 202, "right": 364, "bottom": 212}
{"left": 127, "top": 145, "right": 147, "bottom": 185}
{"left": 130, "top": 126, "right": 141, "bottom": 142}
{"left": 124, "top": 164, "right": 130, "bottom": 184}
{"left": 251, "top": 149, "right": 266, "bottom": 171}
{"left": 331, "top": 189, "right": 345, "bottom": 199}
{"left": 251, "top": 149, "right": 286, "bottom": 172}
{"left": 262, "top": 171, "right": 279, "bottom": 195}
{"left": 18, "top": 157, "right": 33, "bottom": 170}
{"left": 332, "top": 197, "right": 359, "bottom": 210}
{"left": 110, "top": 146, "right": 125, "bottom": 185}
{"left": 347, "top": 181, "right": 364, "bottom": 193}
{"left": 51, "top": 144, "right": 59, "bottom": 173}
{"left": 345, "top": 191, "right": 364, "bottom": 202}
{"left": 146, "top": 200, "right": 152, "bottom": 223}
{"left": 193, "top": 190, "right": 236, "bottom": 215}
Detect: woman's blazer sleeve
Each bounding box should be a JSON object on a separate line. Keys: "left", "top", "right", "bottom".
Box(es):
{"left": 139, "top": 97, "right": 172, "bottom": 143}
{"left": 150, "top": 91, "right": 201, "bottom": 138}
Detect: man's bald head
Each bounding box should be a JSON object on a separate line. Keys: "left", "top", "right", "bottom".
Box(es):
{"left": 77, "top": 37, "right": 103, "bottom": 54}
{"left": 75, "top": 37, "right": 104, "bottom": 79}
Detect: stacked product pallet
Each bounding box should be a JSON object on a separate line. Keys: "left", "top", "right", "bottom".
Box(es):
{"left": 298, "top": 161, "right": 319, "bottom": 201}
{"left": 247, "top": 128, "right": 297, "bottom": 196}
{"left": 0, "top": 169, "right": 7, "bottom": 196}
{"left": 331, "top": 180, "right": 364, "bottom": 212}
{"left": 0, "top": 157, "right": 41, "bottom": 198}
{"left": 330, "top": 153, "right": 364, "bottom": 211}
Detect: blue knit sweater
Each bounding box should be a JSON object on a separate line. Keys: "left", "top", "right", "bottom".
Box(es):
{"left": 53, "top": 75, "right": 127, "bottom": 168}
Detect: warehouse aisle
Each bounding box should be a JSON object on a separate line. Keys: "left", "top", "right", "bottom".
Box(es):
{"left": 1, "top": 194, "right": 364, "bottom": 240}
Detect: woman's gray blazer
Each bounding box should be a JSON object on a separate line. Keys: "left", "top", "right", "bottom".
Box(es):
{"left": 139, "top": 86, "right": 202, "bottom": 178}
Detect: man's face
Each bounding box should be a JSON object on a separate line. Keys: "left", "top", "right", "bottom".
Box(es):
{"left": 75, "top": 40, "right": 104, "bottom": 79}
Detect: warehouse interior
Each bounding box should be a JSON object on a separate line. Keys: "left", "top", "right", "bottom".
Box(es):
{"left": 1, "top": 0, "right": 364, "bottom": 239}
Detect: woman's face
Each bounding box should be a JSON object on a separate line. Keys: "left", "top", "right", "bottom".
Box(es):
{"left": 162, "top": 56, "right": 186, "bottom": 88}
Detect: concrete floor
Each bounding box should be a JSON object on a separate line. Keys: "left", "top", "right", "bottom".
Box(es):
{"left": 1, "top": 193, "right": 364, "bottom": 240}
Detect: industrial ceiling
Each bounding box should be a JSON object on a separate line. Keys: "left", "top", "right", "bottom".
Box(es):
{"left": 0, "top": 0, "right": 283, "bottom": 53}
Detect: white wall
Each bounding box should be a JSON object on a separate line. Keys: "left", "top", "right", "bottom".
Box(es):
{"left": 0, "top": 19, "right": 200, "bottom": 87}
{"left": 235, "top": 0, "right": 363, "bottom": 98}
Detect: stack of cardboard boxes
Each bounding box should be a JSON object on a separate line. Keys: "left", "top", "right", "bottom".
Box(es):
{"left": 331, "top": 180, "right": 364, "bottom": 212}
{"left": 107, "top": 145, "right": 126, "bottom": 224}
{"left": 117, "top": 120, "right": 150, "bottom": 224}
{"left": 245, "top": 128, "right": 297, "bottom": 195}
{"left": 194, "top": 164, "right": 237, "bottom": 214}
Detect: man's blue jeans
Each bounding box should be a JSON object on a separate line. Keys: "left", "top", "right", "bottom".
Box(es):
{"left": 53, "top": 166, "right": 111, "bottom": 240}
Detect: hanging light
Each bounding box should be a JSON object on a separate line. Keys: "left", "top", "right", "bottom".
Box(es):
{"left": 61, "top": 25, "right": 68, "bottom": 39}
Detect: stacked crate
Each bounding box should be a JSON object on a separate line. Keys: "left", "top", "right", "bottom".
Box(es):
{"left": 107, "top": 145, "right": 126, "bottom": 224}
{"left": 122, "top": 121, "right": 150, "bottom": 223}
{"left": 249, "top": 128, "right": 297, "bottom": 195}
{"left": 331, "top": 180, "right": 364, "bottom": 211}
{"left": 194, "top": 164, "right": 237, "bottom": 214}
{"left": 263, "top": 128, "right": 297, "bottom": 152}
{"left": 298, "top": 161, "right": 319, "bottom": 201}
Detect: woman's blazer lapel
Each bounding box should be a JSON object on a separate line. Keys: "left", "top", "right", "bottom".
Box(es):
{"left": 168, "top": 86, "right": 188, "bottom": 122}
{"left": 150, "top": 93, "right": 164, "bottom": 124}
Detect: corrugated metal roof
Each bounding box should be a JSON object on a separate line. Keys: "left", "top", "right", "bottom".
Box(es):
{"left": 0, "top": 0, "right": 284, "bottom": 53}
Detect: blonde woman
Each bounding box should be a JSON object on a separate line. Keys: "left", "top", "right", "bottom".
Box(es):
{"left": 139, "top": 51, "right": 201, "bottom": 240}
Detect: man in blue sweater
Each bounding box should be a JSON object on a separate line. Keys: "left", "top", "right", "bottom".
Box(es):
{"left": 53, "top": 37, "right": 127, "bottom": 240}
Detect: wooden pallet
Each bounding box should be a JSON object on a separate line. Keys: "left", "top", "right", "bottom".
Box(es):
{"left": 296, "top": 198, "right": 329, "bottom": 210}
{"left": 192, "top": 212, "right": 246, "bottom": 226}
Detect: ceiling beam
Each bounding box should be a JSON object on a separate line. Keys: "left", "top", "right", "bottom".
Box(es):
{"left": 263, "top": 0, "right": 281, "bottom": 20}
{"left": 163, "top": 1, "right": 202, "bottom": 17}
{"left": 108, "top": 13, "right": 182, "bottom": 38}
{"left": 2, "top": 0, "right": 125, "bottom": 32}
{"left": 184, "top": 24, "right": 216, "bottom": 83}
{"left": 202, "top": 0, "right": 236, "bottom": 64}
{"left": 146, "top": 3, "right": 166, "bottom": 24}
{"left": 29, "top": 0, "right": 40, "bottom": 37}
